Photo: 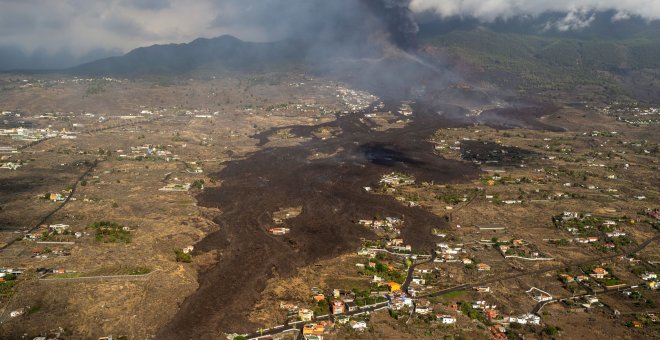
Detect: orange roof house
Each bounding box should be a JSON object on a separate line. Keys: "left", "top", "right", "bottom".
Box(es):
{"left": 387, "top": 282, "right": 401, "bottom": 292}
{"left": 590, "top": 267, "right": 608, "bottom": 279}
{"left": 484, "top": 308, "right": 498, "bottom": 320}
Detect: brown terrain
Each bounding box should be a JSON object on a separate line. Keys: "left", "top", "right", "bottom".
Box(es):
{"left": 0, "top": 62, "right": 657, "bottom": 340}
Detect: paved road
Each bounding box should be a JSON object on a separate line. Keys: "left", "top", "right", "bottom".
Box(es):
{"left": 402, "top": 251, "right": 436, "bottom": 293}
{"left": 245, "top": 301, "right": 390, "bottom": 339}
{"left": 246, "top": 233, "right": 659, "bottom": 339}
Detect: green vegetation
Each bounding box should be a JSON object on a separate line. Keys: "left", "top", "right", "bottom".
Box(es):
{"left": 436, "top": 192, "right": 464, "bottom": 205}
{"left": 421, "top": 29, "right": 660, "bottom": 94}
{"left": 360, "top": 259, "right": 405, "bottom": 283}
{"left": 550, "top": 239, "right": 571, "bottom": 246}
{"left": 90, "top": 221, "right": 131, "bottom": 243}
{"left": 460, "top": 301, "right": 485, "bottom": 322}
{"left": 0, "top": 273, "right": 17, "bottom": 300}
{"left": 191, "top": 179, "right": 205, "bottom": 190}
{"left": 127, "top": 267, "right": 151, "bottom": 275}
{"left": 313, "top": 299, "right": 329, "bottom": 316}
{"left": 543, "top": 324, "right": 561, "bottom": 336}
{"left": 27, "top": 304, "right": 42, "bottom": 315}
{"left": 437, "top": 290, "right": 467, "bottom": 300}
{"left": 175, "top": 249, "right": 192, "bottom": 263}
{"left": 85, "top": 79, "right": 108, "bottom": 96}
{"left": 552, "top": 214, "right": 603, "bottom": 237}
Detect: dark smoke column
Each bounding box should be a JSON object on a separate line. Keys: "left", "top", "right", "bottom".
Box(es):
{"left": 362, "top": 0, "right": 420, "bottom": 51}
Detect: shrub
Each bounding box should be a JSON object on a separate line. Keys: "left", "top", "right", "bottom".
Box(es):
{"left": 175, "top": 249, "right": 192, "bottom": 263}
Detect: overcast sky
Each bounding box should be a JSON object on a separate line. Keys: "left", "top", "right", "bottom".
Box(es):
{"left": 0, "top": 0, "right": 659, "bottom": 69}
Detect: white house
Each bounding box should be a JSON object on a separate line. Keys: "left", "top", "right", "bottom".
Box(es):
{"left": 437, "top": 315, "right": 456, "bottom": 324}
{"left": 641, "top": 272, "right": 657, "bottom": 281}
{"left": 49, "top": 224, "right": 70, "bottom": 234}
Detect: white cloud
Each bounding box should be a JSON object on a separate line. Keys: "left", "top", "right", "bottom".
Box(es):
{"left": 410, "top": 0, "right": 660, "bottom": 22}
{"left": 544, "top": 8, "right": 596, "bottom": 31}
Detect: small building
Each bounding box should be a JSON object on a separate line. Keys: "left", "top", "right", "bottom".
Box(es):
{"left": 559, "top": 274, "right": 575, "bottom": 283}
{"left": 299, "top": 308, "right": 314, "bottom": 321}
{"left": 345, "top": 301, "right": 358, "bottom": 312}
{"left": 415, "top": 299, "right": 431, "bottom": 315}
{"left": 49, "top": 224, "right": 70, "bottom": 234}
{"left": 576, "top": 275, "right": 590, "bottom": 282}
{"left": 641, "top": 272, "right": 657, "bottom": 281}
{"left": 412, "top": 276, "right": 425, "bottom": 285}
{"left": 474, "top": 286, "right": 491, "bottom": 293}
{"left": 269, "top": 227, "right": 290, "bottom": 236}
{"left": 387, "top": 282, "right": 401, "bottom": 292}
{"left": 484, "top": 308, "right": 498, "bottom": 320}
{"left": 351, "top": 320, "right": 367, "bottom": 331}
{"left": 527, "top": 287, "right": 553, "bottom": 302}
{"left": 437, "top": 314, "right": 456, "bottom": 324}
{"left": 590, "top": 267, "right": 608, "bottom": 279}
{"left": 332, "top": 300, "right": 345, "bottom": 315}
{"left": 477, "top": 263, "right": 491, "bottom": 271}
{"left": 302, "top": 323, "right": 325, "bottom": 337}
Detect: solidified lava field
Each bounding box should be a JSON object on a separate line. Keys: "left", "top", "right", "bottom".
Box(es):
{"left": 157, "top": 98, "right": 557, "bottom": 337}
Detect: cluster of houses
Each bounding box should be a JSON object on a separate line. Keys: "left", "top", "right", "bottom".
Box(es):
{"left": 471, "top": 300, "right": 500, "bottom": 321}
{"left": 302, "top": 321, "right": 333, "bottom": 340}
{"left": 0, "top": 127, "right": 57, "bottom": 141}
{"left": 558, "top": 212, "right": 630, "bottom": 248}
{"left": 505, "top": 313, "right": 541, "bottom": 325}
{"left": 358, "top": 217, "right": 402, "bottom": 231}
{"left": 387, "top": 287, "right": 414, "bottom": 311}
{"left": 336, "top": 86, "right": 378, "bottom": 113}
{"left": 496, "top": 239, "right": 550, "bottom": 260}
{"left": 279, "top": 287, "right": 373, "bottom": 339}
{"left": 24, "top": 223, "right": 82, "bottom": 241}
{"left": 118, "top": 144, "right": 177, "bottom": 161}
{"left": 379, "top": 172, "right": 415, "bottom": 187}
{"left": 601, "top": 103, "right": 660, "bottom": 125}
{"left": 357, "top": 217, "right": 413, "bottom": 252}
{"left": 434, "top": 242, "right": 465, "bottom": 263}
{"left": 432, "top": 132, "right": 475, "bottom": 157}
{"left": 397, "top": 102, "right": 413, "bottom": 117}
{"left": 640, "top": 272, "right": 658, "bottom": 290}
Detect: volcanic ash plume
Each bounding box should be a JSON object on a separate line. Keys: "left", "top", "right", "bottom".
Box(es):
{"left": 363, "top": 0, "right": 420, "bottom": 51}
